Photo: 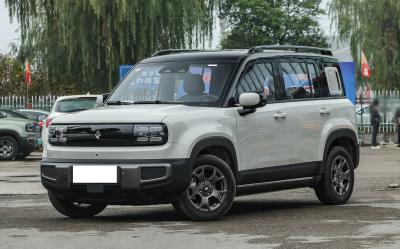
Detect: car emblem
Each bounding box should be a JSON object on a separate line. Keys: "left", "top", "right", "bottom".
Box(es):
{"left": 94, "top": 130, "right": 101, "bottom": 140}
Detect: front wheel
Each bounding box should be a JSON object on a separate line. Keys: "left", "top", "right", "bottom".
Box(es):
{"left": 0, "top": 136, "right": 19, "bottom": 161}
{"left": 172, "top": 155, "right": 236, "bottom": 221}
{"left": 48, "top": 191, "right": 107, "bottom": 218}
{"left": 314, "top": 146, "right": 355, "bottom": 205}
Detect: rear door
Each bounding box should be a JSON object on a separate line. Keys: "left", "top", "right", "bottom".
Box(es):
{"left": 235, "top": 59, "right": 292, "bottom": 183}
{"left": 277, "top": 57, "right": 326, "bottom": 177}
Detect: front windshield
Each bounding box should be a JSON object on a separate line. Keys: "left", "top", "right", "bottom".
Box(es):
{"left": 107, "top": 61, "right": 234, "bottom": 106}
{"left": 54, "top": 97, "right": 97, "bottom": 113}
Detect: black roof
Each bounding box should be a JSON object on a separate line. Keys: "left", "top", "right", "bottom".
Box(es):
{"left": 141, "top": 46, "right": 335, "bottom": 63}
{"left": 141, "top": 50, "right": 249, "bottom": 63}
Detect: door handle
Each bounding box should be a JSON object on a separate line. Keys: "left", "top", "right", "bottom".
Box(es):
{"left": 320, "top": 108, "right": 330, "bottom": 116}
{"left": 274, "top": 112, "right": 288, "bottom": 119}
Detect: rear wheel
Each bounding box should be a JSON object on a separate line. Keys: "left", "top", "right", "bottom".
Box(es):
{"left": 48, "top": 191, "right": 107, "bottom": 218}
{"left": 0, "top": 136, "right": 19, "bottom": 161}
{"left": 172, "top": 155, "right": 236, "bottom": 221}
{"left": 314, "top": 146, "right": 354, "bottom": 205}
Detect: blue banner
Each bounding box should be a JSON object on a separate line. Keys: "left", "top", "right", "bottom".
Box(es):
{"left": 339, "top": 62, "right": 356, "bottom": 105}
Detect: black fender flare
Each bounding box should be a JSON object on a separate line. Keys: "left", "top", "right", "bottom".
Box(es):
{"left": 189, "top": 136, "right": 239, "bottom": 178}
{"left": 322, "top": 128, "right": 359, "bottom": 173}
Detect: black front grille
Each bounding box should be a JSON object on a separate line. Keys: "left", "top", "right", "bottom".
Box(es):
{"left": 52, "top": 124, "right": 135, "bottom": 146}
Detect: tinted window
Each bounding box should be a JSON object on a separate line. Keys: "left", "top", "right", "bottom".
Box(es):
{"left": 55, "top": 97, "right": 97, "bottom": 113}
{"left": 307, "top": 62, "right": 330, "bottom": 98}
{"left": 280, "top": 61, "right": 312, "bottom": 99}
{"left": 238, "top": 62, "right": 276, "bottom": 101}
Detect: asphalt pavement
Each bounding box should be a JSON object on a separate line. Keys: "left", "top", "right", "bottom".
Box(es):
{"left": 1, "top": 147, "right": 400, "bottom": 249}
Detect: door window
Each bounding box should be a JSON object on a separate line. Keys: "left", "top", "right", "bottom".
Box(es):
{"left": 237, "top": 62, "right": 276, "bottom": 101}
{"left": 280, "top": 61, "right": 312, "bottom": 99}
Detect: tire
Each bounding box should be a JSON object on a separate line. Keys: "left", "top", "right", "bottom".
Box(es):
{"left": 48, "top": 191, "right": 107, "bottom": 218}
{"left": 172, "top": 154, "right": 236, "bottom": 221}
{"left": 314, "top": 146, "right": 355, "bottom": 205}
{"left": 0, "top": 136, "right": 19, "bottom": 161}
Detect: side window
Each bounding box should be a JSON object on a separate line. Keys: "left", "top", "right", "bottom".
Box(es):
{"left": 280, "top": 61, "right": 312, "bottom": 99}
{"left": 325, "top": 67, "right": 343, "bottom": 96}
{"left": 309, "top": 63, "right": 343, "bottom": 98}
{"left": 237, "top": 62, "right": 276, "bottom": 101}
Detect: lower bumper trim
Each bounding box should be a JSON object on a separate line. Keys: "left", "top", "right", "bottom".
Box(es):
{"left": 40, "top": 158, "right": 191, "bottom": 204}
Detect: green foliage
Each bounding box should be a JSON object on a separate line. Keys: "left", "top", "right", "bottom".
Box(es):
{"left": 0, "top": 54, "right": 25, "bottom": 95}
{"left": 5, "top": 0, "right": 216, "bottom": 93}
{"left": 219, "top": 0, "right": 328, "bottom": 49}
{"left": 329, "top": 0, "right": 400, "bottom": 89}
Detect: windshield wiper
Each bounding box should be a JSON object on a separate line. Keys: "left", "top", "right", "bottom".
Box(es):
{"left": 106, "top": 100, "right": 134, "bottom": 105}
{"left": 65, "top": 108, "right": 89, "bottom": 113}
{"left": 132, "top": 100, "right": 180, "bottom": 104}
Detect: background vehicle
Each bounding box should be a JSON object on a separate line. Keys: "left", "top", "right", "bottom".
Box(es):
{"left": 41, "top": 95, "right": 99, "bottom": 150}
{"left": 0, "top": 108, "right": 31, "bottom": 120}
{"left": 0, "top": 111, "right": 41, "bottom": 160}
{"left": 18, "top": 109, "right": 49, "bottom": 129}
{"left": 41, "top": 46, "right": 359, "bottom": 220}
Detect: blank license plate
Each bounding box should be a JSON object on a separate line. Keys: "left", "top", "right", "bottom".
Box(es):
{"left": 72, "top": 165, "right": 118, "bottom": 184}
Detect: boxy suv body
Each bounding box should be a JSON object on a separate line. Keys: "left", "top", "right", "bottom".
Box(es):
{"left": 41, "top": 46, "right": 359, "bottom": 220}
{"left": 0, "top": 112, "right": 41, "bottom": 160}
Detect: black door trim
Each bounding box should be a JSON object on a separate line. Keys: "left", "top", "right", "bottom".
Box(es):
{"left": 238, "top": 161, "right": 322, "bottom": 185}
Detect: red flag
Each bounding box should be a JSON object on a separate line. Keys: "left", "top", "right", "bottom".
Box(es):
{"left": 25, "top": 60, "right": 32, "bottom": 87}
{"left": 361, "top": 51, "right": 372, "bottom": 79}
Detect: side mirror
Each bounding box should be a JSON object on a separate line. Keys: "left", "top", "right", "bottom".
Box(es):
{"left": 96, "top": 93, "right": 110, "bottom": 107}
{"left": 0, "top": 111, "right": 6, "bottom": 118}
{"left": 238, "top": 92, "right": 262, "bottom": 116}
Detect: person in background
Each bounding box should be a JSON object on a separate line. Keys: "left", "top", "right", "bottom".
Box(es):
{"left": 370, "top": 99, "right": 381, "bottom": 149}
{"left": 394, "top": 106, "right": 400, "bottom": 147}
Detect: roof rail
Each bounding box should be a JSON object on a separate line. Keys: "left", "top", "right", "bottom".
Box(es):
{"left": 152, "top": 49, "right": 204, "bottom": 57}
{"left": 248, "top": 45, "right": 333, "bottom": 56}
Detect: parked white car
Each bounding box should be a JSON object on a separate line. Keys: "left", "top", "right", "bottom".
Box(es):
{"left": 41, "top": 46, "right": 359, "bottom": 221}
{"left": 42, "top": 95, "right": 99, "bottom": 154}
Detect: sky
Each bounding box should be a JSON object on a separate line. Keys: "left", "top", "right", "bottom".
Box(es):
{"left": 0, "top": 1, "right": 19, "bottom": 54}
{"left": 0, "top": 0, "right": 333, "bottom": 54}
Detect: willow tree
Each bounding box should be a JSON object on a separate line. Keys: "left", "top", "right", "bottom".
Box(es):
{"left": 5, "top": 0, "right": 216, "bottom": 93}
{"left": 329, "top": 0, "right": 400, "bottom": 89}
{"left": 219, "top": 0, "right": 328, "bottom": 49}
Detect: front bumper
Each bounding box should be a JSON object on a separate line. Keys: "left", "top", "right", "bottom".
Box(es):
{"left": 41, "top": 158, "right": 191, "bottom": 205}
{"left": 20, "top": 134, "right": 40, "bottom": 155}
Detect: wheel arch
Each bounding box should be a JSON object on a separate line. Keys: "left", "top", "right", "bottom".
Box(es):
{"left": 189, "top": 136, "right": 239, "bottom": 180}
{"left": 321, "top": 128, "right": 359, "bottom": 173}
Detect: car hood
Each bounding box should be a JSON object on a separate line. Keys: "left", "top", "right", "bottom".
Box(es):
{"left": 52, "top": 104, "right": 212, "bottom": 124}
{"left": 1, "top": 118, "right": 33, "bottom": 124}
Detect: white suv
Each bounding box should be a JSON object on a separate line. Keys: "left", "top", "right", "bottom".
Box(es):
{"left": 41, "top": 46, "right": 359, "bottom": 220}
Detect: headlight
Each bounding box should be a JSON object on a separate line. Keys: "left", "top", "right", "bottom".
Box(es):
{"left": 48, "top": 125, "right": 68, "bottom": 144}
{"left": 26, "top": 123, "right": 40, "bottom": 132}
{"left": 133, "top": 124, "right": 168, "bottom": 145}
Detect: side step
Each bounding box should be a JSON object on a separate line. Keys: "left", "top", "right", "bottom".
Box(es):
{"left": 236, "top": 176, "right": 321, "bottom": 196}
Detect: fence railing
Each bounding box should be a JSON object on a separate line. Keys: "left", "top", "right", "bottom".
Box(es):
{"left": 0, "top": 95, "right": 58, "bottom": 111}
{"left": 356, "top": 90, "right": 400, "bottom": 134}
{"left": 1, "top": 91, "right": 399, "bottom": 134}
